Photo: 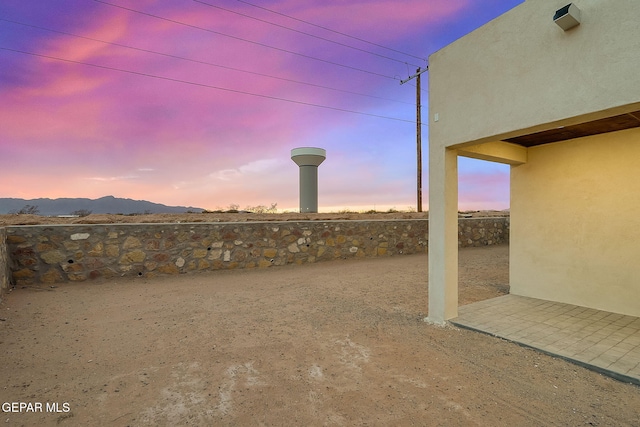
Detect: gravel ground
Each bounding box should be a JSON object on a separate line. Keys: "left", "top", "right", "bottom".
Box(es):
{"left": 1, "top": 244, "right": 639, "bottom": 426}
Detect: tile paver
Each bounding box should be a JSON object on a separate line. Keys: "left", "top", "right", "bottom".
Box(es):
{"left": 451, "top": 295, "right": 640, "bottom": 385}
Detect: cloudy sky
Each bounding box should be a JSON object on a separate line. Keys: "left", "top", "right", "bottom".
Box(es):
{"left": 0, "top": 0, "right": 523, "bottom": 212}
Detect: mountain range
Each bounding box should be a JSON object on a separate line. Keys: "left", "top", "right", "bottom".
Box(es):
{"left": 0, "top": 196, "right": 204, "bottom": 216}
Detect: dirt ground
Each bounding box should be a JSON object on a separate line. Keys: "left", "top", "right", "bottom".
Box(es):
{"left": 1, "top": 244, "right": 640, "bottom": 426}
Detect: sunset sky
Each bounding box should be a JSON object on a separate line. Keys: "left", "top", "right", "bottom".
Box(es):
{"left": 0, "top": 0, "right": 523, "bottom": 212}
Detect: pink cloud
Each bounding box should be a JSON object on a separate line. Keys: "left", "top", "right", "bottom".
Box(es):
{"left": 0, "top": 0, "right": 517, "bottom": 211}
{"left": 20, "top": 71, "right": 108, "bottom": 98}
{"left": 43, "top": 12, "right": 130, "bottom": 62}
{"left": 0, "top": 96, "right": 104, "bottom": 142}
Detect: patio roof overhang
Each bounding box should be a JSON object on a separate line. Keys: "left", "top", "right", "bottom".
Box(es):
{"left": 504, "top": 110, "right": 640, "bottom": 147}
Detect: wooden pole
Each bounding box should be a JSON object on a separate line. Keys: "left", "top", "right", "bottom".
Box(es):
{"left": 400, "top": 66, "right": 427, "bottom": 213}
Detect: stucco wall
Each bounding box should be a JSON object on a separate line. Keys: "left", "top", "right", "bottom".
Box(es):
{"left": 429, "top": 0, "right": 640, "bottom": 149}
{"left": 511, "top": 128, "right": 640, "bottom": 316}
{"left": 4, "top": 218, "right": 508, "bottom": 286}
{"left": 426, "top": 0, "right": 640, "bottom": 322}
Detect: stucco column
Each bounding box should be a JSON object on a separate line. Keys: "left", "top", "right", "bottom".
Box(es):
{"left": 427, "top": 146, "right": 459, "bottom": 324}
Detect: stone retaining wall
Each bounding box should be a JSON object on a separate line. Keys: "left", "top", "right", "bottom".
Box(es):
{"left": 1, "top": 218, "right": 508, "bottom": 289}
{"left": 458, "top": 217, "right": 510, "bottom": 247}
{"left": 0, "top": 227, "right": 8, "bottom": 301}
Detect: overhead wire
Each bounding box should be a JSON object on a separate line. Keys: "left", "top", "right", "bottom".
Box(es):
{"left": 0, "top": 47, "right": 418, "bottom": 124}
{"left": 90, "top": 0, "right": 399, "bottom": 81}
{"left": 0, "top": 18, "right": 413, "bottom": 106}
{"left": 235, "top": 0, "right": 427, "bottom": 62}
{"left": 192, "top": 0, "right": 423, "bottom": 68}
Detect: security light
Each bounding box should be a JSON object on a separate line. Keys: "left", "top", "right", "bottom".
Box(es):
{"left": 554, "top": 3, "right": 581, "bottom": 31}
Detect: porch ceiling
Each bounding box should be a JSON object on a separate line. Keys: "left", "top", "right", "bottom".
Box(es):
{"left": 504, "top": 110, "right": 640, "bottom": 147}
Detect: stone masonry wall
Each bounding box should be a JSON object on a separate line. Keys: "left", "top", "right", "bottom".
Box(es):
{"left": 3, "top": 218, "right": 508, "bottom": 287}
{"left": 458, "top": 217, "right": 510, "bottom": 247}
{"left": 0, "top": 227, "right": 9, "bottom": 301}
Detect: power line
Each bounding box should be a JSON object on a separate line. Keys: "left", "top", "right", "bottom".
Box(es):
{"left": 0, "top": 47, "right": 417, "bottom": 124}
{"left": 90, "top": 0, "right": 399, "bottom": 81}
{"left": 0, "top": 18, "right": 413, "bottom": 106}
{"left": 235, "top": 0, "right": 427, "bottom": 62}
{"left": 192, "top": 0, "right": 423, "bottom": 68}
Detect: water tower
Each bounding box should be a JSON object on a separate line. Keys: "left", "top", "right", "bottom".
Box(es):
{"left": 291, "top": 147, "right": 326, "bottom": 213}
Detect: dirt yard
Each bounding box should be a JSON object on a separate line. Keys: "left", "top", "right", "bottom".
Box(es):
{"left": 1, "top": 244, "right": 639, "bottom": 426}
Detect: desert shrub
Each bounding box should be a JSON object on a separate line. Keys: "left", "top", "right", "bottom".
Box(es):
{"left": 71, "top": 209, "right": 92, "bottom": 217}
{"left": 10, "top": 204, "right": 40, "bottom": 215}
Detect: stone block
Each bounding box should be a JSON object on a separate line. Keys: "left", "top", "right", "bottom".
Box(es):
{"left": 235, "top": 250, "right": 247, "bottom": 262}
{"left": 263, "top": 248, "right": 278, "bottom": 258}
{"left": 145, "top": 240, "right": 161, "bottom": 251}
{"left": 63, "top": 241, "right": 80, "bottom": 251}
{"left": 287, "top": 243, "right": 300, "bottom": 253}
{"left": 106, "top": 245, "right": 120, "bottom": 258}
{"left": 67, "top": 272, "right": 87, "bottom": 282}
{"left": 123, "top": 236, "right": 142, "bottom": 249}
{"left": 222, "top": 231, "right": 238, "bottom": 240}
{"left": 193, "top": 248, "right": 208, "bottom": 259}
{"left": 41, "top": 250, "right": 66, "bottom": 265}
{"left": 153, "top": 253, "right": 170, "bottom": 262}
{"left": 208, "top": 249, "right": 222, "bottom": 260}
{"left": 40, "top": 268, "right": 64, "bottom": 283}
{"left": 13, "top": 268, "right": 35, "bottom": 279}
{"left": 88, "top": 242, "right": 104, "bottom": 257}
{"left": 7, "top": 235, "right": 27, "bottom": 244}
{"left": 258, "top": 259, "right": 272, "bottom": 268}
{"left": 37, "top": 242, "right": 57, "bottom": 252}
{"left": 158, "top": 264, "right": 179, "bottom": 274}
{"left": 85, "top": 258, "right": 104, "bottom": 269}
{"left": 120, "top": 250, "right": 146, "bottom": 264}
{"left": 144, "top": 261, "right": 158, "bottom": 271}
{"left": 17, "top": 257, "right": 37, "bottom": 267}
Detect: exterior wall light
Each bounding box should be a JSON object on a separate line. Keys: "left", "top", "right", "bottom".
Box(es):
{"left": 554, "top": 3, "right": 581, "bottom": 31}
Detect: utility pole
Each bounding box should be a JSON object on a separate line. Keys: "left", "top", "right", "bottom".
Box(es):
{"left": 400, "top": 66, "right": 428, "bottom": 212}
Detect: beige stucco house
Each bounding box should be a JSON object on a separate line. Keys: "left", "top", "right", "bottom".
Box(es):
{"left": 427, "top": 0, "right": 640, "bottom": 323}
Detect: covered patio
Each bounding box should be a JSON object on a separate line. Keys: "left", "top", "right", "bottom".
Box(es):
{"left": 427, "top": 0, "right": 640, "bottom": 329}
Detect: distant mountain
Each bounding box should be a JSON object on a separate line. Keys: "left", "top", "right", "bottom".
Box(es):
{"left": 0, "top": 196, "right": 204, "bottom": 216}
